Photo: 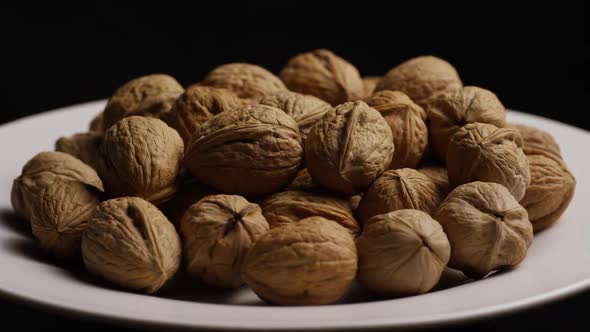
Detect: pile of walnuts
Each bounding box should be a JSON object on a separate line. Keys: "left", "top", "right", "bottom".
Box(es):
{"left": 11, "top": 50, "right": 576, "bottom": 305}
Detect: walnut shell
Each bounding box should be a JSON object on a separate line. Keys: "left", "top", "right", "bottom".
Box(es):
{"left": 362, "top": 76, "right": 381, "bottom": 98}
{"left": 11, "top": 151, "right": 104, "bottom": 221}
{"left": 427, "top": 86, "right": 506, "bottom": 160}
{"left": 357, "top": 209, "right": 451, "bottom": 295}
{"left": 357, "top": 168, "right": 444, "bottom": 225}
{"left": 279, "top": 49, "right": 364, "bottom": 105}
{"left": 89, "top": 112, "right": 104, "bottom": 132}
{"left": 30, "top": 178, "right": 102, "bottom": 259}
{"left": 305, "top": 101, "right": 394, "bottom": 195}
{"left": 365, "top": 90, "right": 428, "bottom": 168}
{"left": 201, "top": 63, "right": 287, "bottom": 102}
{"left": 418, "top": 166, "right": 450, "bottom": 196}
{"left": 184, "top": 105, "right": 303, "bottom": 197}
{"left": 509, "top": 123, "right": 561, "bottom": 158}
{"left": 520, "top": 153, "right": 576, "bottom": 232}
{"left": 435, "top": 182, "right": 533, "bottom": 278}
{"left": 98, "top": 116, "right": 184, "bottom": 203}
{"left": 447, "top": 123, "right": 530, "bottom": 201}
{"left": 376, "top": 56, "right": 462, "bottom": 107}
{"left": 260, "top": 91, "right": 331, "bottom": 143}
{"left": 180, "top": 194, "right": 269, "bottom": 288}
{"left": 161, "top": 85, "right": 243, "bottom": 144}
{"left": 241, "top": 216, "right": 357, "bottom": 305}
{"left": 161, "top": 179, "right": 214, "bottom": 226}
{"left": 103, "top": 74, "right": 184, "bottom": 130}
{"left": 82, "top": 197, "right": 181, "bottom": 293}
{"left": 261, "top": 190, "right": 359, "bottom": 236}
{"left": 55, "top": 132, "right": 103, "bottom": 171}
{"left": 285, "top": 168, "right": 317, "bottom": 191}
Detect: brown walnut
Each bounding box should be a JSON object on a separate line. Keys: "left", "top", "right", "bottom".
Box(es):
{"left": 362, "top": 76, "right": 381, "bottom": 98}
{"left": 509, "top": 123, "right": 561, "bottom": 158}
{"left": 55, "top": 132, "right": 103, "bottom": 171}
{"left": 285, "top": 168, "right": 317, "bottom": 191}
{"left": 418, "top": 166, "right": 450, "bottom": 196}
{"left": 89, "top": 112, "right": 104, "bottom": 132}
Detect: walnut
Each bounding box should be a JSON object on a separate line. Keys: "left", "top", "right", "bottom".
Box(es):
{"left": 365, "top": 90, "right": 428, "bottom": 168}
{"left": 260, "top": 91, "right": 331, "bottom": 143}
{"left": 261, "top": 190, "right": 359, "bottom": 236}
{"left": 305, "top": 101, "right": 394, "bottom": 195}
{"left": 435, "top": 182, "right": 533, "bottom": 278}
{"left": 520, "top": 153, "right": 576, "bottom": 232}
{"left": 427, "top": 86, "right": 506, "bottom": 160}
{"left": 103, "top": 74, "right": 184, "bottom": 130}
{"left": 357, "top": 168, "right": 444, "bottom": 225}
{"left": 376, "top": 56, "right": 462, "bottom": 107}
{"left": 161, "top": 85, "right": 243, "bottom": 144}
{"left": 357, "top": 209, "right": 450, "bottom": 296}
{"left": 55, "top": 132, "right": 103, "bottom": 171}
{"left": 89, "top": 112, "right": 104, "bottom": 132}
{"left": 201, "top": 63, "right": 287, "bottom": 102}
{"left": 418, "top": 165, "right": 450, "bottom": 196}
{"left": 30, "top": 178, "right": 102, "bottom": 259}
{"left": 160, "top": 179, "right": 214, "bottom": 226}
{"left": 11, "top": 151, "right": 104, "bottom": 221}
{"left": 241, "top": 216, "right": 357, "bottom": 305}
{"left": 98, "top": 116, "right": 184, "bottom": 204}
{"left": 180, "top": 194, "right": 269, "bottom": 288}
{"left": 349, "top": 194, "right": 362, "bottom": 211}
{"left": 279, "top": 49, "right": 364, "bottom": 105}
{"left": 447, "top": 123, "right": 530, "bottom": 201}
{"left": 285, "top": 168, "right": 317, "bottom": 191}
{"left": 184, "top": 105, "right": 303, "bottom": 197}
{"left": 82, "top": 197, "right": 181, "bottom": 293}
{"left": 509, "top": 123, "right": 561, "bottom": 158}
{"left": 362, "top": 76, "right": 381, "bottom": 98}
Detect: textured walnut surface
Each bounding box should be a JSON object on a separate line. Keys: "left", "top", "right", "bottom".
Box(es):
{"left": 181, "top": 194, "right": 269, "bottom": 288}
{"left": 447, "top": 123, "right": 530, "bottom": 201}
{"left": 357, "top": 209, "right": 450, "bottom": 295}
{"left": 305, "top": 101, "right": 394, "bottom": 195}
{"left": 241, "top": 216, "right": 357, "bottom": 305}
{"left": 82, "top": 197, "right": 181, "bottom": 293}
{"left": 365, "top": 90, "right": 428, "bottom": 168}
{"left": 510, "top": 123, "right": 562, "bottom": 158}
{"left": 55, "top": 132, "right": 103, "bottom": 171}
{"left": 435, "top": 182, "right": 533, "bottom": 278}
{"left": 418, "top": 165, "right": 450, "bottom": 196}
{"left": 184, "top": 104, "right": 303, "bottom": 197}
{"left": 103, "top": 74, "right": 184, "bottom": 130}
{"left": 279, "top": 49, "right": 364, "bottom": 105}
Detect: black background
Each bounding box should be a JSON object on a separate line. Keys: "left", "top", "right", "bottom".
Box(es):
{"left": 0, "top": 2, "right": 588, "bottom": 331}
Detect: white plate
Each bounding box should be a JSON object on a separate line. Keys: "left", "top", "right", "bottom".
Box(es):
{"left": 1, "top": 100, "right": 589, "bottom": 331}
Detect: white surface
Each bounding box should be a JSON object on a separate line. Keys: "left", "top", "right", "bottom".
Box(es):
{"left": 0, "top": 100, "right": 589, "bottom": 331}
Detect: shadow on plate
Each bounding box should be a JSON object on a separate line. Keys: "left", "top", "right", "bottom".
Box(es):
{"left": 0, "top": 208, "right": 31, "bottom": 237}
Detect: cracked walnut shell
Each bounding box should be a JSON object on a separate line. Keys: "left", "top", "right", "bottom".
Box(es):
{"left": 509, "top": 123, "right": 561, "bottom": 158}
{"left": 435, "top": 182, "right": 533, "bottom": 278}
{"left": 180, "top": 194, "right": 269, "bottom": 288}
{"left": 241, "top": 216, "right": 357, "bottom": 305}
{"left": 305, "top": 101, "right": 394, "bottom": 195}
{"left": 98, "top": 116, "right": 184, "bottom": 204}
{"left": 365, "top": 90, "right": 428, "bottom": 169}
{"left": 82, "top": 197, "right": 182, "bottom": 293}
{"left": 201, "top": 63, "right": 287, "bottom": 102}
{"left": 447, "top": 123, "right": 530, "bottom": 201}
{"left": 261, "top": 190, "right": 359, "bottom": 236}
{"left": 55, "top": 132, "right": 103, "bottom": 171}
{"left": 103, "top": 74, "right": 184, "bottom": 130}
{"left": 358, "top": 168, "right": 444, "bottom": 225}
{"left": 279, "top": 49, "right": 364, "bottom": 106}
{"left": 357, "top": 209, "right": 451, "bottom": 296}
{"left": 184, "top": 104, "right": 303, "bottom": 197}
{"left": 427, "top": 86, "right": 506, "bottom": 160}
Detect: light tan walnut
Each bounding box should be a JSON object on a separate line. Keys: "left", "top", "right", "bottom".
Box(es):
{"left": 201, "top": 63, "right": 287, "bottom": 102}
{"left": 55, "top": 132, "right": 103, "bottom": 171}
{"left": 260, "top": 91, "right": 331, "bottom": 143}
{"left": 98, "top": 116, "right": 184, "bottom": 204}
{"left": 427, "top": 86, "right": 506, "bottom": 160}
{"left": 357, "top": 209, "right": 450, "bottom": 296}
{"left": 11, "top": 151, "right": 104, "bottom": 221}
{"left": 180, "top": 194, "right": 269, "bottom": 288}
{"left": 241, "top": 216, "right": 357, "bottom": 305}
{"left": 447, "top": 123, "right": 530, "bottom": 201}
{"left": 279, "top": 49, "right": 364, "bottom": 105}
{"left": 82, "top": 197, "right": 181, "bottom": 293}
{"left": 509, "top": 123, "right": 562, "bottom": 158}
{"left": 362, "top": 76, "right": 381, "bottom": 98}
{"left": 184, "top": 105, "right": 303, "bottom": 197}
{"left": 365, "top": 90, "right": 428, "bottom": 168}
{"left": 103, "top": 74, "right": 184, "bottom": 130}
{"left": 305, "top": 101, "right": 394, "bottom": 195}
{"left": 161, "top": 85, "right": 243, "bottom": 144}
{"left": 357, "top": 168, "right": 444, "bottom": 225}
{"left": 89, "top": 112, "right": 104, "bottom": 132}
{"left": 376, "top": 56, "right": 462, "bottom": 107}
{"left": 261, "top": 190, "right": 359, "bottom": 236}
